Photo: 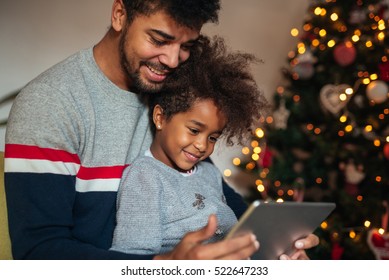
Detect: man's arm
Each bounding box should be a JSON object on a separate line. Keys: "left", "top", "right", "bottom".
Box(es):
{"left": 4, "top": 85, "right": 152, "bottom": 260}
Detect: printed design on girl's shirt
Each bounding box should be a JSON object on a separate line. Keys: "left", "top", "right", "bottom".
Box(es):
{"left": 215, "top": 227, "right": 223, "bottom": 236}
{"left": 192, "top": 193, "right": 205, "bottom": 210}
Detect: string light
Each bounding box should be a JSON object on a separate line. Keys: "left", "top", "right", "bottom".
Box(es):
{"left": 251, "top": 140, "right": 259, "bottom": 148}
{"left": 340, "top": 115, "right": 347, "bottom": 123}
{"left": 363, "top": 78, "right": 370, "bottom": 84}
{"left": 232, "top": 158, "right": 241, "bottom": 166}
{"left": 257, "top": 184, "right": 265, "bottom": 192}
{"left": 251, "top": 154, "right": 260, "bottom": 161}
{"left": 266, "top": 116, "right": 273, "bottom": 124}
{"left": 378, "top": 32, "right": 385, "bottom": 41}
{"left": 291, "top": 28, "right": 299, "bottom": 37}
{"left": 352, "top": 34, "right": 360, "bottom": 42}
{"left": 246, "top": 162, "right": 255, "bottom": 170}
{"left": 223, "top": 169, "right": 232, "bottom": 177}
{"left": 330, "top": 13, "right": 338, "bottom": 21}
{"left": 242, "top": 147, "right": 250, "bottom": 155}
{"left": 345, "top": 88, "right": 353, "bottom": 95}
{"left": 365, "top": 40, "right": 373, "bottom": 48}
{"left": 327, "top": 39, "right": 336, "bottom": 47}
{"left": 370, "top": 73, "right": 378, "bottom": 80}
{"left": 255, "top": 128, "right": 265, "bottom": 138}
{"left": 345, "top": 125, "right": 353, "bottom": 132}
{"left": 365, "top": 125, "right": 373, "bottom": 132}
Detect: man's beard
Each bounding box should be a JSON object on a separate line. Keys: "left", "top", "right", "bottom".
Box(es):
{"left": 119, "top": 30, "right": 165, "bottom": 94}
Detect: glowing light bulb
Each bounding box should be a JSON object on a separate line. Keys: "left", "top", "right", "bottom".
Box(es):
{"left": 232, "top": 158, "right": 241, "bottom": 166}
{"left": 340, "top": 115, "right": 347, "bottom": 123}
{"left": 327, "top": 40, "right": 336, "bottom": 47}
{"left": 330, "top": 13, "right": 338, "bottom": 21}
{"left": 255, "top": 128, "right": 265, "bottom": 138}
{"left": 242, "top": 147, "right": 250, "bottom": 155}
{"left": 291, "top": 28, "right": 299, "bottom": 37}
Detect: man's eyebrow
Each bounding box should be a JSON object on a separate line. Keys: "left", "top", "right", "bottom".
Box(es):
{"left": 150, "top": 29, "right": 198, "bottom": 44}
{"left": 150, "top": 29, "right": 175, "bottom": 40}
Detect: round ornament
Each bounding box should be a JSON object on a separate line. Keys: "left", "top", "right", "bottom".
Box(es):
{"left": 349, "top": 8, "right": 366, "bottom": 25}
{"left": 384, "top": 143, "right": 389, "bottom": 160}
{"left": 292, "top": 62, "right": 314, "bottom": 80}
{"left": 366, "top": 80, "right": 389, "bottom": 104}
{"left": 333, "top": 42, "right": 356, "bottom": 67}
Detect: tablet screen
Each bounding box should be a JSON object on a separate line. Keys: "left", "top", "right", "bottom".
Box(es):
{"left": 225, "top": 200, "right": 336, "bottom": 260}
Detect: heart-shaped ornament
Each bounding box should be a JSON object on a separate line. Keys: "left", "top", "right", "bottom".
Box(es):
{"left": 367, "top": 229, "right": 389, "bottom": 260}
{"left": 320, "top": 84, "right": 351, "bottom": 115}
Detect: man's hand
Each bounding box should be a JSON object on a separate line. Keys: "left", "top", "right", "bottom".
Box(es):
{"left": 154, "top": 214, "right": 259, "bottom": 260}
{"left": 279, "top": 234, "right": 319, "bottom": 260}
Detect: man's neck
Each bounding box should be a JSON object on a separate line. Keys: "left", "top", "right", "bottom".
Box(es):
{"left": 93, "top": 29, "right": 132, "bottom": 91}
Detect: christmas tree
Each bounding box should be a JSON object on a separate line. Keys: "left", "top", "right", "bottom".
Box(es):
{"left": 232, "top": 0, "right": 389, "bottom": 259}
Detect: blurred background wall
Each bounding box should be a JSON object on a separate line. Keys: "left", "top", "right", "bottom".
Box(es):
{"left": 0, "top": 0, "right": 310, "bottom": 182}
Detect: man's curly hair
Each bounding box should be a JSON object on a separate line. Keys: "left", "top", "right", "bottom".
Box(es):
{"left": 123, "top": 0, "right": 220, "bottom": 29}
{"left": 148, "top": 35, "right": 269, "bottom": 146}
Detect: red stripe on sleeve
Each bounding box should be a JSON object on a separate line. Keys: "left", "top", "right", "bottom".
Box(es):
{"left": 5, "top": 143, "right": 81, "bottom": 164}
{"left": 77, "top": 165, "right": 128, "bottom": 180}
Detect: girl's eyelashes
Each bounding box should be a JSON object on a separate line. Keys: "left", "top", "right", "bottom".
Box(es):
{"left": 188, "top": 127, "right": 199, "bottom": 135}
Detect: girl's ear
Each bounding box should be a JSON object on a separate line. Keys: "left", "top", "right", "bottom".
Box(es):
{"left": 153, "top": 105, "right": 165, "bottom": 130}
{"left": 111, "top": 0, "right": 127, "bottom": 32}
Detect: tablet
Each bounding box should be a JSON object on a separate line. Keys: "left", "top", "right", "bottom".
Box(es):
{"left": 225, "top": 200, "right": 336, "bottom": 260}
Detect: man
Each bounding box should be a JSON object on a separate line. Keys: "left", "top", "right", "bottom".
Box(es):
{"left": 5, "top": 0, "right": 317, "bottom": 260}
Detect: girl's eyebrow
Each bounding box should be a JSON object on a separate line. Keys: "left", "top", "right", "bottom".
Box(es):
{"left": 189, "top": 119, "right": 205, "bottom": 127}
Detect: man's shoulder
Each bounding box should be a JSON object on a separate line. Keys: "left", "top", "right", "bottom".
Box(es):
{"left": 32, "top": 48, "right": 91, "bottom": 85}
{"left": 16, "top": 48, "right": 94, "bottom": 103}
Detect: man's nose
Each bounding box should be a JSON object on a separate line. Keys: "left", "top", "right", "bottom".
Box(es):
{"left": 159, "top": 45, "right": 182, "bottom": 69}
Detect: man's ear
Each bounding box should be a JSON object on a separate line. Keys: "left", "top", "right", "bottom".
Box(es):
{"left": 153, "top": 105, "right": 165, "bottom": 130}
{"left": 111, "top": 0, "right": 127, "bottom": 32}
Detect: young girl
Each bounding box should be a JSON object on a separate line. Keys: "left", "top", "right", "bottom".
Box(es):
{"left": 110, "top": 36, "right": 268, "bottom": 255}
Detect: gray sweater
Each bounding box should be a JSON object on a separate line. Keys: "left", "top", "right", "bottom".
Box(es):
{"left": 111, "top": 156, "right": 238, "bottom": 255}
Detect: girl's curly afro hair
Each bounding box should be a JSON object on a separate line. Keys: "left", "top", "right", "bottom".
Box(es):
{"left": 148, "top": 35, "right": 269, "bottom": 146}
